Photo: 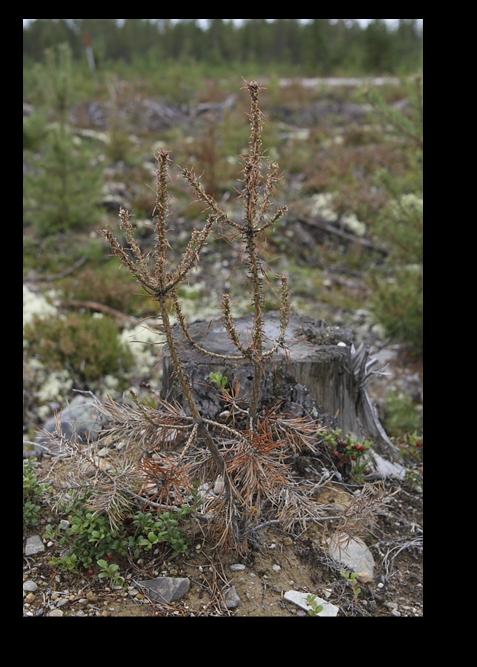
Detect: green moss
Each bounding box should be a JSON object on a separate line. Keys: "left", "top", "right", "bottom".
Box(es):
{"left": 24, "top": 313, "right": 133, "bottom": 386}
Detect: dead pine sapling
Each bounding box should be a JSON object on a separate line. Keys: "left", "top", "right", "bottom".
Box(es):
{"left": 98, "top": 82, "right": 342, "bottom": 552}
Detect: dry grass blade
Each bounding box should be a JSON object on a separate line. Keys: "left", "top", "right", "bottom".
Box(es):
{"left": 273, "top": 485, "right": 338, "bottom": 533}
{"left": 337, "top": 482, "right": 397, "bottom": 539}
{"left": 381, "top": 535, "right": 423, "bottom": 580}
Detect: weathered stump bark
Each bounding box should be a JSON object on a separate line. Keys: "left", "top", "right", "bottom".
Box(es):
{"left": 161, "top": 312, "right": 400, "bottom": 462}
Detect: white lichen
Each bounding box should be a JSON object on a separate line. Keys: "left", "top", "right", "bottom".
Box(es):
{"left": 120, "top": 323, "right": 164, "bottom": 376}
{"left": 36, "top": 370, "right": 73, "bottom": 403}
{"left": 308, "top": 193, "right": 337, "bottom": 222}
{"left": 341, "top": 212, "right": 366, "bottom": 237}
{"left": 23, "top": 285, "right": 59, "bottom": 328}
{"left": 308, "top": 193, "right": 366, "bottom": 236}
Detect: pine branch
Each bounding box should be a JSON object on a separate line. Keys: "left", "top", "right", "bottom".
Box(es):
{"left": 172, "top": 289, "right": 245, "bottom": 361}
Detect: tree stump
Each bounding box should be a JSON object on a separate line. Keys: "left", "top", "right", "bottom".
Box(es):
{"left": 161, "top": 312, "right": 400, "bottom": 462}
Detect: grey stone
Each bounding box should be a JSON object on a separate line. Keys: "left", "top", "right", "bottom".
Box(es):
{"left": 367, "top": 451, "right": 406, "bottom": 481}
{"left": 59, "top": 519, "right": 70, "bottom": 530}
{"left": 224, "top": 586, "right": 241, "bottom": 609}
{"left": 47, "top": 609, "right": 64, "bottom": 617}
{"left": 213, "top": 475, "right": 225, "bottom": 494}
{"left": 284, "top": 591, "right": 339, "bottom": 617}
{"left": 101, "top": 182, "right": 131, "bottom": 213}
{"left": 36, "top": 396, "right": 107, "bottom": 453}
{"left": 23, "top": 580, "right": 38, "bottom": 593}
{"left": 230, "top": 564, "right": 246, "bottom": 571}
{"left": 137, "top": 577, "right": 190, "bottom": 604}
{"left": 384, "top": 601, "right": 398, "bottom": 611}
{"left": 25, "top": 535, "right": 45, "bottom": 556}
{"left": 327, "top": 532, "right": 375, "bottom": 583}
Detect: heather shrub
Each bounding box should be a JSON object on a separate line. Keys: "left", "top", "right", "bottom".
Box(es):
{"left": 62, "top": 263, "right": 156, "bottom": 317}
{"left": 24, "top": 313, "right": 133, "bottom": 386}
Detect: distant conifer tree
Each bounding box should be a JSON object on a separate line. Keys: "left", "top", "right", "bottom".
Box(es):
{"left": 24, "top": 43, "right": 103, "bottom": 236}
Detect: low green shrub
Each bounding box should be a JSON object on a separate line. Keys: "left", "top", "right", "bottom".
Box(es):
{"left": 382, "top": 390, "right": 422, "bottom": 437}
{"left": 371, "top": 265, "right": 422, "bottom": 356}
{"left": 319, "top": 429, "right": 372, "bottom": 482}
{"left": 23, "top": 460, "right": 50, "bottom": 529}
{"left": 24, "top": 313, "right": 133, "bottom": 386}
{"left": 50, "top": 502, "right": 192, "bottom": 573}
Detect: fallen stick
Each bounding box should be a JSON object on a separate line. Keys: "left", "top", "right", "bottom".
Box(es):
{"left": 295, "top": 217, "right": 388, "bottom": 256}
{"left": 61, "top": 299, "right": 139, "bottom": 325}
{"left": 35, "top": 256, "right": 89, "bottom": 282}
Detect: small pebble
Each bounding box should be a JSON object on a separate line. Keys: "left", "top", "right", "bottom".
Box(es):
{"left": 48, "top": 609, "right": 64, "bottom": 617}
{"left": 25, "top": 593, "right": 36, "bottom": 604}
{"left": 56, "top": 599, "right": 68, "bottom": 607}
{"left": 59, "top": 520, "right": 70, "bottom": 530}
{"left": 86, "top": 592, "right": 96, "bottom": 602}
{"left": 24, "top": 535, "right": 45, "bottom": 556}
{"left": 377, "top": 583, "right": 384, "bottom": 589}
{"left": 47, "top": 541, "right": 53, "bottom": 547}
{"left": 272, "top": 564, "right": 281, "bottom": 572}
{"left": 391, "top": 610, "right": 401, "bottom": 617}
{"left": 23, "top": 580, "right": 38, "bottom": 593}
{"left": 230, "top": 563, "right": 246, "bottom": 571}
